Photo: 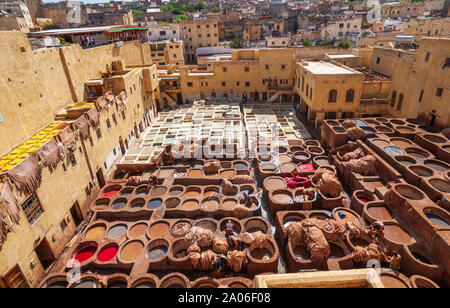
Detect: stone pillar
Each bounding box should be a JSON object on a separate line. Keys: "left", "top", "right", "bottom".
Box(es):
{"left": 315, "top": 112, "right": 325, "bottom": 128}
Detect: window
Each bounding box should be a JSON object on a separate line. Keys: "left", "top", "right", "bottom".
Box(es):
{"left": 306, "top": 84, "right": 309, "bottom": 96}
{"left": 425, "top": 52, "right": 430, "bottom": 62}
{"left": 419, "top": 90, "right": 424, "bottom": 102}
{"left": 89, "top": 137, "right": 94, "bottom": 147}
{"left": 328, "top": 89, "right": 337, "bottom": 103}
{"left": 281, "top": 65, "right": 286, "bottom": 70}
{"left": 122, "top": 110, "right": 126, "bottom": 120}
{"left": 106, "top": 119, "right": 111, "bottom": 129}
{"left": 265, "top": 65, "right": 269, "bottom": 70}
{"left": 390, "top": 90, "right": 397, "bottom": 107}
{"left": 85, "top": 187, "right": 90, "bottom": 196}
{"left": 187, "top": 82, "right": 193, "bottom": 87}
{"left": 60, "top": 219, "right": 67, "bottom": 231}
{"left": 21, "top": 194, "right": 43, "bottom": 225}
{"left": 69, "top": 154, "right": 77, "bottom": 167}
{"left": 62, "top": 163, "right": 67, "bottom": 172}
{"left": 444, "top": 57, "right": 450, "bottom": 68}
{"left": 223, "top": 67, "right": 227, "bottom": 72}
{"left": 376, "top": 57, "right": 380, "bottom": 64}
{"left": 302, "top": 77, "right": 304, "bottom": 91}
{"left": 345, "top": 89, "right": 354, "bottom": 102}
{"left": 237, "top": 81, "right": 240, "bottom": 86}
{"left": 96, "top": 128, "right": 102, "bottom": 140}
{"left": 245, "top": 67, "right": 249, "bottom": 72}
{"left": 436, "top": 88, "right": 443, "bottom": 97}
{"left": 112, "top": 113, "right": 117, "bottom": 125}
{"left": 310, "top": 88, "right": 312, "bottom": 100}
{"left": 397, "top": 94, "right": 404, "bottom": 111}
{"left": 245, "top": 82, "right": 250, "bottom": 87}
{"left": 222, "top": 82, "right": 226, "bottom": 86}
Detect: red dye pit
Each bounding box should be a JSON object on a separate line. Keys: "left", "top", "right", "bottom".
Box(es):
{"left": 103, "top": 190, "right": 119, "bottom": 197}
{"left": 297, "top": 163, "right": 315, "bottom": 173}
{"left": 74, "top": 246, "right": 96, "bottom": 263}
{"left": 97, "top": 246, "right": 118, "bottom": 262}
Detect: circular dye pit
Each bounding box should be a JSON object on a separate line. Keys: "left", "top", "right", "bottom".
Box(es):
{"left": 204, "top": 187, "right": 219, "bottom": 197}
{"left": 375, "top": 126, "right": 393, "bottom": 133}
{"left": 272, "top": 191, "right": 293, "bottom": 204}
{"left": 46, "top": 280, "right": 68, "bottom": 288}
{"left": 395, "top": 156, "right": 416, "bottom": 166}
{"left": 395, "top": 185, "right": 424, "bottom": 200}
{"left": 280, "top": 162, "right": 296, "bottom": 173}
{"left": 72, "top": 279, "right": 98, "bottom": 288}
{"left": 220, "top": 169, "right": 235, "bottom": 179}
{"left": 372, "top": 139, "right": 390, "bottom": 148}
{"left": 383, "top": 225, "right": 414, "bottom": 244}
{"left": 103, "top": 189, "right": 119, "bottom": 197}
{"left": 120, "top": 188, "right": 133, "bottom": 196}
{"left": 151, "top": 186, "right": 167, "bottom": 197}
{"left": 147, "top": 198, "right": 163, "bottom": 209}
{"left": 367, "top": 206, "right": 393, "bottom": 221}
{"left": 97, "top": 245, "right": 118, "bottom": 262}
{"left": 334, "top": 209, "right": 359, "bottom": 222}
{"left": 74, "top": 246, "right": 97, "bottom": 263}
{"left": 260, "top": 163, "right": 277, "bottom": 171}
{"left": 111, "top": 199, "right": 127, "bottom": 210}
{"left": 222, "top": 199, "right": 237, "bottom": 210}
{"left": 396, "top": 126, "right": 415, "bottom": 133}
{"left": 240, "top": 186, "right": 254, "bottom": 195}
{"left": 264, "top": 177, "right": 286, "bottom": 191}
{"left": 424, "top": 160, "right": 449, "bottom": 172}
{"left": 173, "top": 242, "right": 189, "bottom": 259}
{"left": 283, "top": 216, "right": 302, "bottom": 229}
{"left": 278, "top": 154, "right": 292, "bottom": 163}
{"left": 425, "top": 213, "right": 450, "bottom": 227}
{"left": 391, "top": 138, "right": 412, "bottom": 148}
{"left": 245, "top": 218, "right": 268, "bottom": 234}
{"left": 380, "top": 274, "right": 409, "bottom": 288}
{"left": 129, "top": 223, "right": 148, "bottom": 238}
{"left": 412, "top": 251, "right": 432, "bottom": 265}
{"left": 297, "top": 163, "right": 315, "bottom": 173}
{"left": 108, "top": 281, "right": 127, "bottom": 288}
{"left": 409, "top": 166, "right": 434, "bottom": 177}
{"left": 429, "top": 179, "right": 450, "bottom": 193}
{"left": 293, "top": 246, "right": 311, "bottom": 260}
{"left": 130, "top": 198, "right": 145, "bottom": 209}
{"left": 384, "top": 146, "right": 404, "bottom": 156}
{"left": 170, "top": 221, "right": 192, "bottom": 238}
{"left": 181, "top": 199, "right": 200, "bottom": 210}
{"left": 233, "top": 162, "right": 248, "bottom": 170}
{"left": 333, "top": 127, "right": 346, "bottom": 133}
{"left": 107, "top": 224, "right": 127, "bottom": 239}
{"left": 229, "top": 283, "right": 248, "bottom": 288}
{"left": 196, "top": 219, "right": 218, "bottom": 233}
{"left": 184, "top": 188, "right": 201, "bottom": 198}
{"left": 120, "top": 241, "right": 144, "bottom": 262}
{"left": 424, "top": 134, "right": 446, "bottom": 143}
{"left": 85, "top": 225, "right": 106, "bottom": 241}
{"left": 188, "top": 169, "right": 203, "bottom": 177}
{"left": 251, "top": 247, "right": 272, "bottom": 260}
{"left": 314, "top": 157, "right": 331, "bottom": 167}
{"left": 310, "top": 213, "right": 330, "bottom": 220}
{"left": 147, "top": 245, "right": 168, "bottom": 260}
{"left": 133, "top": 281, "right": 156, "bottom": 288}
{"left": 406, "top": 148, "right": 428, "bottom": 159}
{"left": 166, "top": 197, "right": 181, "bottom": 209}
{"left": 148, "top": 222, "right": 170, "bottom": 238}
{"left": 201, "top": 198, "right": 220, "bottom": 211}
{"left": 169, "top": 187, "right": 184, "bottom": 196}
{"left": 356, "top": 192, "right": 374, "bottom": 203}
{"left": 135, "top": 187, "right": 149, "bottom": 197}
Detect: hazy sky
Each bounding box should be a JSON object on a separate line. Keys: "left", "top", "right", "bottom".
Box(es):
{"left": 42, "top": 1, "right": 131, "bottom": 3}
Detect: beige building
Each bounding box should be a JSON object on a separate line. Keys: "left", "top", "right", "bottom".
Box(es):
{"left": 180, "top": 18, "right": 219, "bottom": 63}
{"left": 0, "top": 31, "right": 159, "bottom": 287}
{"left": 401, "top": 17, "right": 450, "bottom": 37}
{"left": 150, "top": 40, "right": 184, "bottom": 66}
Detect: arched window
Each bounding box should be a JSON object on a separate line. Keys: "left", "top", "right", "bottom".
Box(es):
{"left": 328, "top": 89, "right": 337, "bottom": 103}
{"left": 397, "top": 94, "right": 404, "bottom": 111}
{"left": 345, "top": 89, "right": 354, "bottom": 102}
{"left": 390, "top": 90, "right": 397, "bottom": 107}
{"left": 306, "top": 84, "right": 309, "bottom": 97}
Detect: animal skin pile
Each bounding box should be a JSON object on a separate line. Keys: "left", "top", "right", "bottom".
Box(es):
{"left": 347, "top": 126, "right": 366, "bottom": 140}
{"left": 203, "top": 160, "right": 221, "bottom": 174}
{"left": 311, "top": 168, "right": 342, "bottom": 198}
{"left": 343, "top": 155, "right": 378, "bottom": 176}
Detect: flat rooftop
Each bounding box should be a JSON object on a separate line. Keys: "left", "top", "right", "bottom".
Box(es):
{"left": 300, "top": 61, "right": 359, "bottom": 75}
{"left": 327, "top": 54, "right": 360, "bottom": 59}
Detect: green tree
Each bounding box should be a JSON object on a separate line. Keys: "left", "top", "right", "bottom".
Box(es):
{"left": 337, "top": 39, "right": 352, "bottom": 48}
{"left": 132, "top": 9, "right": 145, "bottom": 19}
{"left": 210, "top": 6, "right": 221, "bottom": 13}
{"left": 193, "top": 2, "right": 207, "bottom": 11}
{"left": 302, "top": 39, "right": 312, "bottom": 46}
{"left": 175, "top": 15, "right": 188, "bottom": 22}
{"left": 230, "top": 38, "right": 242, "bottom": 49}
{"left": 161, "top": 4, "right": 174, "bottom": 12}
{"left": 42, "top": 24, "right": 60, "bottom": 30}
{"left": 321, "top": 40, "right": 333, "bottom": 46}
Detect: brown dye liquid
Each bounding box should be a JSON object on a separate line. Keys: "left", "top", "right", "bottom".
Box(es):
{"left": 367, "top": 207, "right": 392, "bottom": 221}
{"left": 373, "top": 140, "right": 390, "bottom": 148}
{"left": 184, "top": 190, "right": 200, "bottom": 198}
{"left": 222, "top": 200, "right": 237, "bottom": 210}
{"left": 383, "top": 225, "right": 413, "bottom": 244}
{"left": 85, "top": 226, "right": 105, "bottom": 240}
{"left": 151, "top": 186, "right": 167, "bottom": 196}
{"left": 202, "top": 199, "right": 219, "bottom": 211}
{"left": 280, "top": 163, "right": 296, "bottom": 173}
{"left": 398, "top": 159, "right": 415, "bottom": 166}
{"left": 221, "top": 170, "right": 235, "bottom": 178}
{"left": 188, "top": 169, "right": 203, "bottom": 177}
{"left": 336, "top": 211, "right": 358, "bottom": 222}
{"left": 169, "top": 188, "right": 183, "bottom": 196}
{"left": 251, "top": 248, "right": 272, "bottom": 260}
{"left": 279, "top": 155, "right": 292, "bottom": 163}
{"left": 315, "top": 159, "right": 330, "bottom": 166}
{"left": 204, "top": 190, "right": 218, "bottom": 197}
{"left": 129, "top": 224, "right": 147, "bottom": 238}
{"left": 392, "top": 139, "right": 411, "bottom": 147}
{"left": 182, "top": 201, "right": 199, "bottom": 210}
{"left": 121, "top": 242, "right": 144, "bottom": 262}
{"left": 273, "top": 193, "right": 292, "bottom": 203}
{"left": 265, "top": 178, "right": 286, "bottom": 190}
{"left": 380, "top": 275, "right": 408, "bottom": 288}
{"left": 149, "top": 223, "right": 170, "bottom": 238}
